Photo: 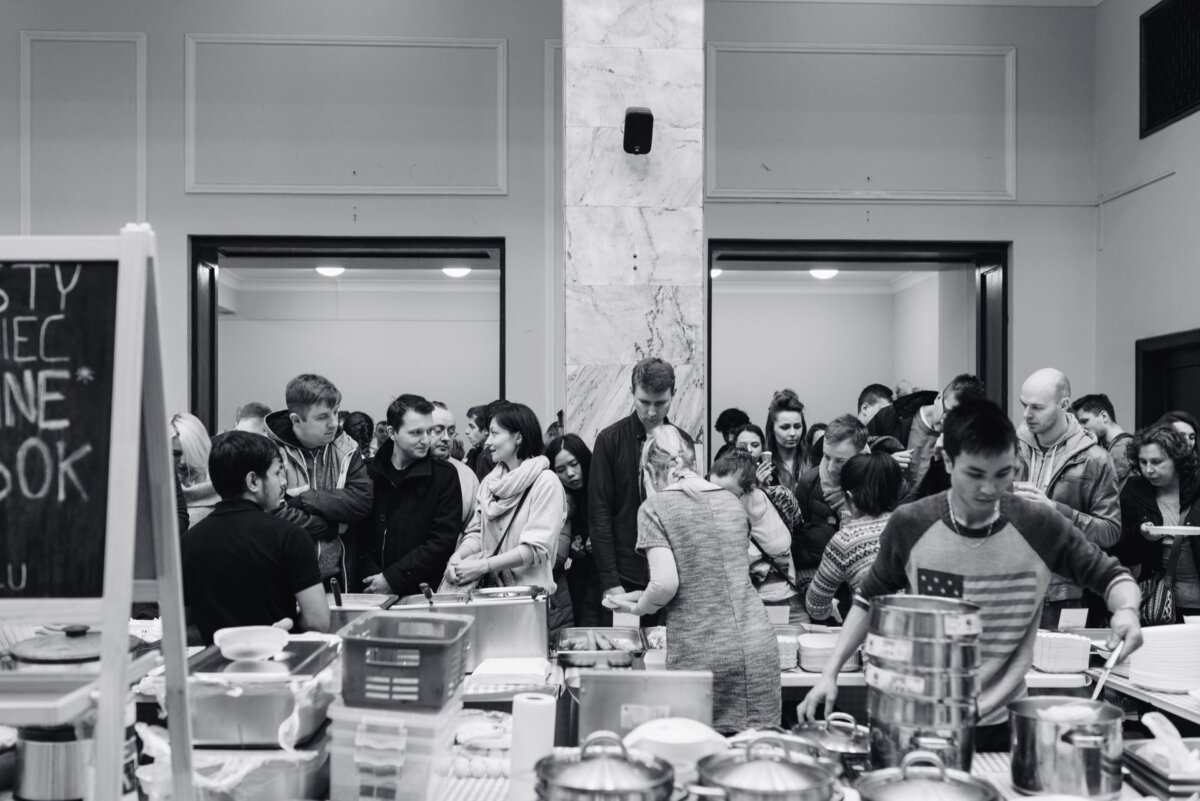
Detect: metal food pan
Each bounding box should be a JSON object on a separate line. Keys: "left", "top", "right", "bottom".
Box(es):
{"left": 555, "top": 627, "right": 646, "bottom": 667}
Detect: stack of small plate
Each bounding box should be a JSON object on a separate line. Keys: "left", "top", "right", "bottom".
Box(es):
{"left": 1130, "top": 624, "right": 1200, "bottom": 693}
{"left": 1032, "top": 631, "right": 1091, "bottom": 673}
{"left": 799, "top": 633, "right": 861, "bottom": 672}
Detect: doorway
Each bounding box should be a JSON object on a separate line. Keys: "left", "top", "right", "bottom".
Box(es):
{"left": 706, "top": 239, "right": 1009, "bottom": 447}
{"left": 1136, "top": 327, "right": 1200, "bottom": 427}
{"left": 189, "top": 235, "right": 505, "bottom": 433}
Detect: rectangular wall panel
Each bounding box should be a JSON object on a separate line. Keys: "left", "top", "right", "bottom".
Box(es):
{"left": 22, "top": 33, "right": 145, "bottom": 234}
{"left": 186, "top": 35, "right": 507, "bottom": 195}
{"left": 707, "top": 43, "right": 1015, "bottom": 200}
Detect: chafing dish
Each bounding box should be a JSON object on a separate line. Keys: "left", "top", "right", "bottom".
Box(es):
{"left": 395, "top": 585, "right": 548, "bottom": 671}
{"left": 556, "top": 627, "right": 647, "bottom": 668}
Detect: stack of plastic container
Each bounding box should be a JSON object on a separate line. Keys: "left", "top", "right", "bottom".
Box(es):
{"left": 332, "top": 611, "right": 474, "bottom": 801}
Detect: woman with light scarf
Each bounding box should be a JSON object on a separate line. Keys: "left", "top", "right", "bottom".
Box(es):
{"left": 444, "top": 402, "right": 566, "bottom": 595}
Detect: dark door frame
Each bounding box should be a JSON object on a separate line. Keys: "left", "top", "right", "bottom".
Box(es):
{"left": 1135, "top": 326, "right": 1200, "bottom": 427}
{"left": 706, "top": 238, "right": 1011, "bottom": 442}
{"left": 188, "top": 234, "right": 506, "bottom": 432}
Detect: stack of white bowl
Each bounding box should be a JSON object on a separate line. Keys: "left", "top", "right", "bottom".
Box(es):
{"left": 1130, "top": 624, "right": 1200, "bottom": 693}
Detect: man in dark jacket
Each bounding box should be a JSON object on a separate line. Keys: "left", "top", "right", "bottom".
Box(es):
{"left": 590, "top": 358, "right": 678, "bottom": 623}
{"left": 265, "top": 375, "right": 372, "bottom": 586}
{"left": 355, "top": 394, "right": 463, "bottom": 597}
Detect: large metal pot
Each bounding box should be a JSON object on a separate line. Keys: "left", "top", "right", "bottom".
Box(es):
{"left": 867, "top": 693, "right": 976, "bottom": 771}
{"left": 9, "top": 627, "right": 140, "bottom": 672}
{"left": 535, "top": 730, "right": 675, "bottom": 801}
{"left": 792, "top": 713, "right": 871, "bottom": 779}
{"left": 1009, "top": 696, "right": 1123, "bottom": 801}
{"left": 855, "top": 751, "right": 998, "bottom": 801}
{"left": 867, "top": 597, "right": 982, "bottom": 642}
{"left": 693, "top": 736, "right": 842, "bottom": 801}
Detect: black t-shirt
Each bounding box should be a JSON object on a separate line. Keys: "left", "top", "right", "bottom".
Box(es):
{"left": 182, "top": 498, "right": 322, "bottom": 644}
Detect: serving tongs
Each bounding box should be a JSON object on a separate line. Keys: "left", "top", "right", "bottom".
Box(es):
{"left": 1092, "top": 640, "right": 1125, "bottom": 700}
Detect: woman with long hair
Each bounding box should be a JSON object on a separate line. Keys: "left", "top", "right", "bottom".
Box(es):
{"left": 546, "top": 434, "right": 604, "bottom": 626}
{"left": 444, "top": 403, "right": 568, "bottom": 628}
{"left": 171, "top": 412, "right": 219, "bottom": 527}
{"left": 765, "top": 389, "right": 808, "bottom": 496}
{"left": 607, "top": 425, "right": 780, "bottom": 733}
{"left": 1118, "top": 424, "right": 1200, "bottom": 622}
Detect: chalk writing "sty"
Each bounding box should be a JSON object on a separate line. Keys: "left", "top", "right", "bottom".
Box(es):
{"left": 0, "top": 263, "right": 81, "bottom": 313}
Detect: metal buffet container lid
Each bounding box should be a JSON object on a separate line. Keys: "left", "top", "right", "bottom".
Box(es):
{"left": 536, "top": 731, "right": 673, "bottom": 799}
{"left": 792, "top": 712, "right": 870, "bottom": 756}
{"left": 699, "top": 736, "right": 840, "bottom": 794}
{"left": 855, "top": 752, "right": 998, "bottom": 801}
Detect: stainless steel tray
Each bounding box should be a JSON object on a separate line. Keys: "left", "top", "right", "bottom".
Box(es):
{"left": 556, "top": 627, "right": 646, "bottom": 667}
{"left": 1125, "top": 739, "right": 1200, "bottom": 785}
{"left": 189, "top": 639, "right": 337, "bottom": 679}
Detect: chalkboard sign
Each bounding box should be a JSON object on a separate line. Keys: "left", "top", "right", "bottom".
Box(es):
{"left": 0, "top": 261, "right": 119, "bottom": 598}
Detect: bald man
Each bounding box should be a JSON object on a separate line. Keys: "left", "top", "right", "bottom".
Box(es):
{"left": 1015, "top": 368, "right": 1121, "bottom": 628}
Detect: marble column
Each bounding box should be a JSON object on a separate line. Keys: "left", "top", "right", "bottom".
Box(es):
{"left": 562, "top": 0, "right": 706, "bottom": 445}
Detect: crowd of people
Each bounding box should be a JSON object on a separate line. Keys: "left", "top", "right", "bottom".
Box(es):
{"left": 171, "top": 356, "right": 1198, "bottom": 733}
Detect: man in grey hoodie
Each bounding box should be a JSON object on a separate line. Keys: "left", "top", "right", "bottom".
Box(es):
{"left": 1014, "top": 368, "right": 1121, "bottom": 628}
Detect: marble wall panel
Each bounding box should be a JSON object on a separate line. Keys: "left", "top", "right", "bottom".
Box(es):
{"left": 564, "top": 126, "right": 702, "bottom": 208}
{"left": 565, "top": 206, "right": 703, "bottom": 286}
{"left": 564, "top": 0, "right": 703, "bottom": 50}
{"left": 565, "top": 362, "right": 705, "bottom": 447}
{"left": 564, "top": 47, "right": 704, "bottom": 129}
{"left": 565, "top": 285, "right": 703, "bottom": 366}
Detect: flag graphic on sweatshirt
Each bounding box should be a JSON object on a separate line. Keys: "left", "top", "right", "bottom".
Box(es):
{"left": 918, "top": 568, "right": 1041, "bottom": 658}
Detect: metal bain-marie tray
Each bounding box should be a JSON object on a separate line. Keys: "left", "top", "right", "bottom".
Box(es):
{"left": 556, "top": 627, "right": 646, "bottom": 667}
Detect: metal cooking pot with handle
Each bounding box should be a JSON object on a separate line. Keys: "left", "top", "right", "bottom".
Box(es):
{"left": 854, "top": 751, "right": 998, "bottom": 801}
{"left": 792, "top": 713, "right": 871, "bottom": 779}
{"left": 1008, "top": 696, "right": 1122, "bottom": 801}
{"left": 693, "top": 736, "right": 842, "bottom": 801}
{"left": 535, "top": 730, "right": 675, "bottom": 801}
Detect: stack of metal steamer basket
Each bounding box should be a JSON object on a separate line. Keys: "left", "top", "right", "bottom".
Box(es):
{"left": 863, "top": 595, "right": 983, "bottom": 770}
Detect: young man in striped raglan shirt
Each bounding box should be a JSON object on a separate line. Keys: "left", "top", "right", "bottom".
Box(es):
{"left": 800, "top": 400, "right": 1142, "bottom": 751}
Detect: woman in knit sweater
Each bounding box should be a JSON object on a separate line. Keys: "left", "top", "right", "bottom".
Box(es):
{"left": 444, "top": 402, "right": 567, "bottom": 595}
{"left": 806, "top": 451, "right": 902, "bottom": 622}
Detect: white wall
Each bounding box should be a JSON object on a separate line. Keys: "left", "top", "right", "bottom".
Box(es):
{"left": 0, "top": 1, "right": 1119, "bottom": 426}
{"left": 216, "top": 284, "right": 500, "bottom": 429}
{"left": 1094, "top": 0, "right": 1200, "bottom": 427}
{"left": 711, "top": 286, "right": 894, "bottom": 433}
{"left": 0, "top": 0, "right": 561, "bottom": 423}
{"left": 938, "top": 267, "right": 978, "bottom": 384}
{"left": 706, "top": 2, "right": 1101, "bottom": 414}
{"left": 892, "top": 274, "right": 940, "bottom": 393}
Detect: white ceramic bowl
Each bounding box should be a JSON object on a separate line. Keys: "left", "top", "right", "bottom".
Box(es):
{"left": 212, "top": 626, "right": 287, "bottom": 661}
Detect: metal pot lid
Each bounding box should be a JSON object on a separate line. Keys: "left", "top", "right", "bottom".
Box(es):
{"left": 703, "top": 737, "right": 838, "bottom": 793}
{"left": 793, "top": 712, "right": 871, "bottom": 755}
{"left": 9, "top": 627, "right": 140, "bottom": 664}
{"left": 537, "top": 731, "right": 673, "bottom": 793}
{"left": 856, "top": 752, "right": 998, "bottom": 801}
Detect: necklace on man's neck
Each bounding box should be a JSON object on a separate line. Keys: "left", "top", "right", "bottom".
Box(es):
{"left": 948, "top": 495, "right": 1001, "bottom": 546}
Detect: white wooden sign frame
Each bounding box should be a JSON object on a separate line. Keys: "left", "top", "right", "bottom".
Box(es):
{"left": 0, "top": 224, "right": 194, "bottom": 801}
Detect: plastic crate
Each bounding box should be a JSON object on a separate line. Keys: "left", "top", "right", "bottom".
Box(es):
{"left": 329, "top": 718, "right": 455, "bottom": 801}
{"left": 327, "top": 694, "right": 462, "bottom": 758}
{"left": 338, "top": 611, "right": 473, "bottom": 711}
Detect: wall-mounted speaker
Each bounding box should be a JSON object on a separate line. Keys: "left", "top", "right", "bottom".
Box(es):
{"left": 623, "top": 107, "right": 653, "bottom": 155}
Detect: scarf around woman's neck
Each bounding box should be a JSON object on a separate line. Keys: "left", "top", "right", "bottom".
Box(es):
{"left": 484, "top": 456, "right": 550, "bottom": 519}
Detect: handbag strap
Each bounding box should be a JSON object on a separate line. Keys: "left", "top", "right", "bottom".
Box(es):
{"left": 1164, "top": 534, "right": 1186, "bottom": 578}
{"left": 747, "top": 534, "right": 803, "bottom": 594}
{"left": 487, "top": 484, "right": 535, "bottom": 559}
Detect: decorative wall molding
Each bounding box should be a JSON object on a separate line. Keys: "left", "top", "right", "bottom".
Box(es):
{"left": 706, "top": 42, "right": 1017, "bottom": 202}
{"left": 185, "top": 34, "right": 507, "bottom": 195}
{"left": 20, "top": 31, "right": 147, "bottom": 235}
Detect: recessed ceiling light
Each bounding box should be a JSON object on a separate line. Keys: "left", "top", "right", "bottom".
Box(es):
{"left": 710, "top": 268, "right": 723, "bottom": 278}
{"left": 315, "top": 266, "right": 344, "bottom": 277}
{"left": 442, "top": 266, "right": 472, "bottom": 278}
{"left": 809, "top": 269, "right": 839, "bottom": 280}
